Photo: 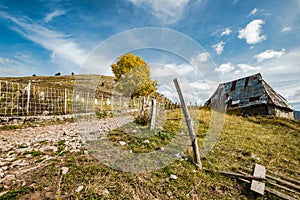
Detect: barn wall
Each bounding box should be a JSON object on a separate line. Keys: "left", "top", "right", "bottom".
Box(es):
{"left": 227, "top": 105, "right": 293, "bottom": 119}
{"left": 227, "top": 105, "right": 269, "bottom": 116}
{"left": 274, "top": 107, "right": 294, "bottom": 119}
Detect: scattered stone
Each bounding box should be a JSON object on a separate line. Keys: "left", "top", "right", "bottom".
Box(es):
{"left": 170, "top": 174, "right": 178, "bottom": 180}
{"left": 132, "top": 130, "right": 137, "bottom": 133}
{"left": 191, "top": 170, "right": 197, "bottom": 173}
{"left": 251, "top": 153, "right": 260, "bottom": 160}
{"left": 11, "top": 160, "right": 28, "bottom": 167}
{"left": 75, "top": 185, "right": 84, "bottom": 193}
{"left": 2, "top": 174, "right": 16, "bottom": 184}
{"left": 167, "top": 191, "right": 172, "bottom": 196}
{"left": 143, "top": 140, "right": 150, "bottom": 144}
{"left": 158, "top": 147, "right": 164, "bottom": 151}
{"left": 119, "top": 141, "right": 126, "bottom": 146}
{"left": 61, "top": 167, "right": 69, "bottom": 175}
{"left": 102, "top": 188, "right": 109, "bottom": 195}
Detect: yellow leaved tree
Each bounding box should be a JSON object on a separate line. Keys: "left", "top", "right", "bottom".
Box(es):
{"left": 111, "top": 53, "right": 157, "bottom": 98}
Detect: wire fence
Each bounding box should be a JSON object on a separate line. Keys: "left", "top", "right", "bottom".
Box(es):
{"left": 0, "top": 80, "right": 177, "bottom": 117}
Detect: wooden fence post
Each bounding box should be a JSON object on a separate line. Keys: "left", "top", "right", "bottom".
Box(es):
{"left": 10, "top": 83, "right": 14, "bottom": 116}
{"left": 64, "top": 88, "right": 67, "bottom": 114}
{"left": 149, "top": 98, "right": 157, "bottom": 130}
{"left": 141, "top": 97, "right": 146, "bottom": 115}
{"left": 26, "top": 81, "right": 31, "bottom": 115}
{"left": 100, "top": 94, "right": 103, "bottom": 112}
{"left": 173, "top": 78, "right": 202, "bottom": 169}
{"left": 86, "top": 92, "right": 89, "bottom": 113}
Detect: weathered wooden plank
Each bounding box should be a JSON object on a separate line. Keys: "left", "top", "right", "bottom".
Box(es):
{"left": 266, "top": 174, "right": 300, "bottom": 191}
{"left": 239, "top": 170, "right": 298, "bottom": 200}
{"left": 251, "top": 164, "right": 266, "bottom": 195}
{"left": 265, "top": 187, "right": 297, "bottom": 200}
{"left": 268, "top": 171, "right": 300, "bottom": 187}
{"left": 173, "top": 78, "right": 202, "bottom": 169}
{"left": 268, "top": 180, "right": 300, "bottom": 195}
{"left": 213, "top": 170, "right": 266, "bottom": 181}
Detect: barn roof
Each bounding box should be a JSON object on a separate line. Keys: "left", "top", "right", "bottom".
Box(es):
{"left": 204, "top": 73, "right": 293, "bottom": 111}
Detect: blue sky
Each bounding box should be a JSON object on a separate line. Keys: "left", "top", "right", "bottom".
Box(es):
{"left": 0, "top": 0, "right": 300, "bottom": 109}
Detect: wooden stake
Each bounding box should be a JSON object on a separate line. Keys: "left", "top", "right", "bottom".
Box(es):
{"left": 173, "top": 78, "right": 202, "bottom": 169}
{"left": 149, "top": 98, "right": 156, "bottom": 130}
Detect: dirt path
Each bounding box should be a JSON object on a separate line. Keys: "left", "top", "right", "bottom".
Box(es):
{"left": 0, "top": 116, "right": 133, "bottom": 194}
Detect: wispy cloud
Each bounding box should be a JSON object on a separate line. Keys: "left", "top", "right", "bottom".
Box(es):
{"left": 235, "top": 63, "right": 260, "bottom": 73}
{"left": 0, "top": 11, "right": 87, "bottom": 69}
{"left": 190, "top": 52, "right": 210, "bottom": 65}
{"left": 247, "top": 8, "right": 259, "bottom": 17}
{"left": 128, "top": 0, "right": 190, "bottom": 24}
{"left": 282, "top": 26, "right": 292, "bottom": 33}
{"left": 44, "top": 9, "right": 66, "bottom": 23}
{"left": 238, "top": 19, "right": 266, "bottom": 44}
{"left": 212, "top": 41, "right": 225, "bottom": 55}
{"left": 221, "top": 27, "right": 231, "bottom": 36}
{"left": 214, "top": 62, "right": 234, "bottom": 74}
{"left": 0, "top": 55, "right": 12, "bottom": 64}
{"left": 254, "top": 49, "right": 285, "bottom": 62}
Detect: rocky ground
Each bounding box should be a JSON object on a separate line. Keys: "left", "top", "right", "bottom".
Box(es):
{"left": 0, "top": 115, "right": 133, "bottom": 196}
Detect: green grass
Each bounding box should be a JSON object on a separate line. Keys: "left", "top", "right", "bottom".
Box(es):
{"left": 1, "top": 108, "right": 299, "bottom": 199}
{"left": 17, "top": 144, "right": 28, "bottom": 149}
{"left": 0, "top": 186, "right": 33, "bottom": 200}
{"left": 23, "top": 150, "right": 44, "bottom": 157}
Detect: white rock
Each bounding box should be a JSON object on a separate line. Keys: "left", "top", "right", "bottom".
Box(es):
{"left": 143, "top": 140, "right": 150, "bottom": 144}
{"left": 102, "top": 188, "right": 109, "bottom": 195}
{"left": 119, "top": 141, "right": 126, "bottom": 146}
{"left": 170, "top": 174, "right": 178, "bottom": 180}
{"left": 61, "top": 167, "right": 69, "bottom": 175}
{"left": 75, "top": 185, "right": 84, "bottom": 193}
{"left": 158, "top": 147, "right": 165, "bottom": 151}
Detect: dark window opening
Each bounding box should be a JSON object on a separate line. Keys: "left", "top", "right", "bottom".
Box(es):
{"left": 249, "top": 96, "right": 260, "bottom": 102}
{"left": 230, "top": 81, "right": 237, "bottom": 92}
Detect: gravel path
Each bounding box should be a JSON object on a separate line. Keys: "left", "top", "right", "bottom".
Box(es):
{"left": 0, "top": 115, "right": 133, "bottom": 192}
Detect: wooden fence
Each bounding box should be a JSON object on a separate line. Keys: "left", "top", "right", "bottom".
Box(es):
{"left": 0, "top": 80, "right": 177, "bottom": 117}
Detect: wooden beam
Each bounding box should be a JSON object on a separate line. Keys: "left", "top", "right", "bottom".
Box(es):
{"left": 266, "top": 174, "right": 300, "bottom": 192}
{"left": 173, "top": 78, "right": 202, "bottom": 169}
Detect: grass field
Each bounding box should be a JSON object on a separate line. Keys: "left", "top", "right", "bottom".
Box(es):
{"left": 1, "top": 108, "right": 299, "bottom": 199}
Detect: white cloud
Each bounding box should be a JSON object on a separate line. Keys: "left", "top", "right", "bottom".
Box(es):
{"left": 238, "top": 19, "right": 266, "bottom": 44}
{"left": 247, "top": 8, "right": 259, "bottom": 17}
{"left": 235, "top": 64, "right": 260, "bottom": 73}
{"left": 221, "top": 28, "right": 231, "bottom": 36}
{"left": 0, "top": 55, "right": 12, "bottom": 64}
{"left": 128, "top": 0, "right": 190, "bottom": 24}
{"left": 214, "top": 62, "right": 234, "bottom": 74}
{"left": 190, "top": 52, "right": 209, "bottom": 65}
{"left": 254, "top": 49, "right": 285, "bottom": 62}
{"left": 212, "top": 41, "right": 225, "bottom": 55}
{"left": 44, "top": 9, "right": 66, "bottom": 23}
{"left": 282, "top": 26, "right": 292, "bottom": 33}
{"left": 258, "top": 47, "right": 300, "bottom": 108}
{"left": 1, "top": 12, "right": 87, "bottom": 68}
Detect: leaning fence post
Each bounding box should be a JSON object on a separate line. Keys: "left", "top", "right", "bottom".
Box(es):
{"left": 173, "top": 78, "right": 202, "bottom": 169}
{"left": 26, "top": 81, "right": 31, "bottom": 115}
{"left": 149, "top": 98, "right": 157, "bottom": 130}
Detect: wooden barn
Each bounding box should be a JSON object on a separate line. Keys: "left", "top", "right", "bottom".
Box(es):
{"left": 204, "top": 73, "right": 294, "bottom": 119}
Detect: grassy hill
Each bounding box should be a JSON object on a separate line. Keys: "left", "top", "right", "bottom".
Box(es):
{"left": 0, "top": 74, "right": 115, "bottom": 95}
{"left": 1, "top": 109, "right": 299, "bottom": 199}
